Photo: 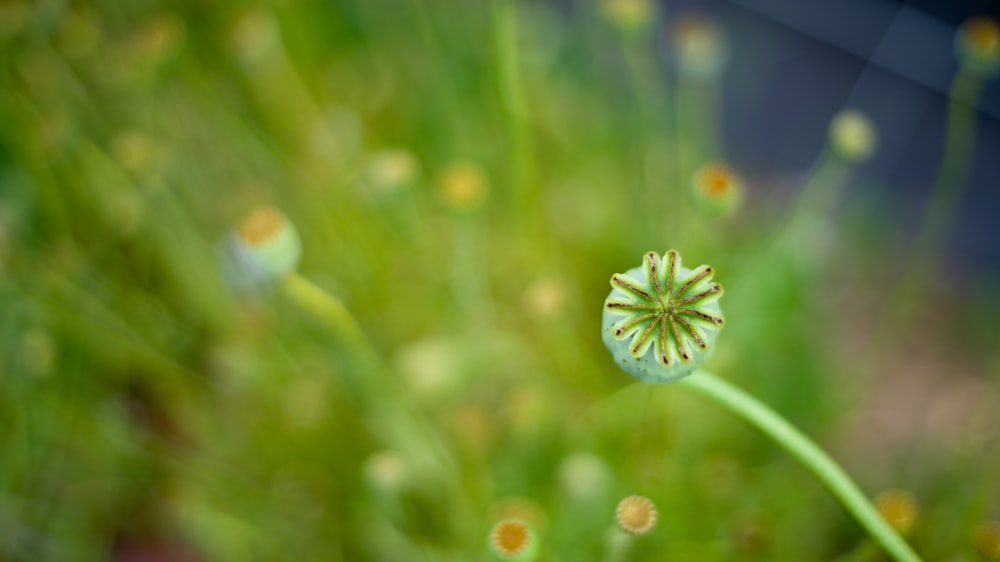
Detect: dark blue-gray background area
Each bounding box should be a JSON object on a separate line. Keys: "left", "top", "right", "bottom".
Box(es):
{"left": 570, "top": 0, "right": 1000, "bottom": 284}
{"left": 717, "top": 0, "right": 1000, "bottom": 281}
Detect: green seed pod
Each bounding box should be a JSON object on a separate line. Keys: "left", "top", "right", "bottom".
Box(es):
{"left": 602, "top": 250, "right": 724, "bottom": 383}
{"left": 615, "top": 495, "right": 658, "bottom": 535}
{"left": 671, "top": 13, "right": 729, "bottom": 81}
{"left": 828, "top": 109, "right": 878, "bottom": 163}
{"left": 489, "top": 518, "right": 538, "bottom": 560}
{"left": 955, "top": 16, "right": 1000, "bottom": 79}
{"left": 600, "top": 0, "right": 655, "bottom": 36}
{"left": 222, "top": 206, "right": 301, "bottom": 290}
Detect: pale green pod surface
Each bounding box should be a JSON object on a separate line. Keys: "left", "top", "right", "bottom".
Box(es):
{"left": 222, "top": 206, "right": 301, "bottom": 291}
{"left": 602, "top": 250, "right": 724, "bottom": 383}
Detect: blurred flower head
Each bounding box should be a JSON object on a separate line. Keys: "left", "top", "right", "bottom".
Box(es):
{"left": 616, "top": 495, "right": 657, "bottom": 535}
{"left": 600, "top": 0, "right": 656, "bottom": 35}
{"left": 364, "top": 450, "right": 412, "bottom": 494}
{"left": 973, "top": 521, "right": 1000, "bottom": 561}
{"left": 393, "top": 336, "right": 464, "bottom": 402}
{"left": 557, "top": 452, "right": 612, "bottom": 502}
{"left": 522, "top": 277, "right": 569, "bottom": 321}
{"left": 955, "top": 16, "right": 1000, "bottom": 79}
{"left": 670, "top": 13, "right": 729, "bottom": 81}
{"left": 134, "top": 13, "right": 186, "bottom": 66}
{"left": 691, "top": 161, "right": 743, "bottom": 216}
{"left": 489, "top": 518, "right": 537, "bottom": 560}
{"left": 222, "top": 206, "right": 301, "bottom": 291}
{"left": 362, "top": 148, "right": 420, "bottom": 197}
{"left": 828, "top": 109, "right": 878, "bottom": 162}
{"left": 228, "top": 7, "right": 281, "bottom": 66}
{"left": 874, "top": 489, "right": 919, "bottom": 536}
{"left": 437, "top": 161, "right": 489, "bottom": 213}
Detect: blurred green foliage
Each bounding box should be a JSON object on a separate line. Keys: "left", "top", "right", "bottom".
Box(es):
{"left": 1, "top": 1, "right": 998, "bottom": 560}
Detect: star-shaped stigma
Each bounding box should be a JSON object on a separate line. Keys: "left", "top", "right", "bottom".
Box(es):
{"left": 605, "top": 250, "right": 724, "bottom": 367}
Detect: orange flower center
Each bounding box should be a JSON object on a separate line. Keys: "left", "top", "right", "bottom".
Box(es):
{"left": 492, "top": 519, "right": 529, "bottom": 555}
{"left": 701, "top": 166, "right": 732, "bottom": 197}
{"left": 239, "top": 207, "right": 285, "bottom": 246}
{"left": 966, "top": 18, "right": 1000, "bottom": 52}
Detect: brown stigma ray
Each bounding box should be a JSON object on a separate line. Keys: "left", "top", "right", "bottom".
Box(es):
{"left": 646, "top": 252, "right": 664, "bottom": 300}
{"left": 673, "top": 266, "right": 713, "bottom": 299}
{"left": 674, "top": 315, "right": 708, "bottom": 350}
{"left": 664, "top": 250, "right": 678, "bottom": 297}
{"left": 676, "top": 308, "right": 724, "bottom": 327}
{"left": 668, "top": 315, "right": 691, "bottom": 361}
{"left": 606, "top": 300, "right": 659, "bottom": 311}
{"left": 658, "top": 316, "right": 672, "bottom": 366}
{"left": 674, "top": 284, "right": 722, "bottom": 305}
{"left": 611, "top": 275, "right": 654, "bottom": 302}
{"left": 629, "top": 315, "right": 661, "bottom": 357}
{"left": 613, "top": 312, "right": 659, "bottom": 338}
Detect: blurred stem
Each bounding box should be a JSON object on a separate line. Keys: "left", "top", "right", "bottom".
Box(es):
{"left": 674, "top": 78, "right": 721, "bottom": 248}
{"left": 622, "top": 41, "right": 652, "bottom": 243}
{"left": 492, "top": 0, "right": 537, "bottom": 230}
{"left": 678, "top": 371, "right": 921, "bottom": 562}
{"left": 881, "top": 66, "right": 983, "bottom": 333}
{"left": 452, "top": 217, "right": 487, "bottom": 326}
{"left": 279, "top": 271, "right": 462, "bottom": 490}
{"left": 280, "top": 271, "right": 368, "bottom": 351}
{"left": 601, "top": 527, "right": 635, "bottom": 562}
{"left": 836, "top": 540, "right": 880, "bottom": 562}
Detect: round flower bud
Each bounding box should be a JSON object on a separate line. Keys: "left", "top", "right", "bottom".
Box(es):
{"left": 228, "top": 7, "right": 281, "bottom": 66}
{"left": 489, "top": 518, "right": 538, "bottom": 560}
{"left": 670, "top": 13, "right": 729, "bottom": 81}
{"left": 557, "top": 452, "right": 612, "bottom": 502}
{"left": 973, "top": 521, "right": 1000, "bottom": 561}
{"left": 223, "top": 206, "right": 301, "bottom": 290}
{"left": 363, "top": 450, "right": 411, "bottom": 494}
{"left": 828, "top": 109, "right": 878, "bottom": 163}
{"left": 615, "top": 495, "right": 657, "bottom": 535}
{"left": 874, "top": 489, "right": 919, "bottom": 536}
{"left": 955, "top": 16, "right": 1000, "bottom": 79}
{"left": 690, "top": 162, "right": 742, "bottom": 217}
{"left": 603, "top": 250, "right": 724, "bottom": 383}
{"left": 600, "top": 0, "right": 655, "bottom": 35}
{"left": 437, "top": 161, "right": 489, "bottom": 213}
{"left": 363, "top": 148, "right": 419, "bottom": 197}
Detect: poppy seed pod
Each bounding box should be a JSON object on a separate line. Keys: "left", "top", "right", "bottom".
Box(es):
{"left": 600, "top": 0, "right": 655, "bottom": 35}
{"left": 223, "top": 206, "right": 301, "bottom": 290}
{"left": 691, "top": 162, "right": 742, "bottom": 217}
{"left": 671, "top": 13, "right": 729, "bottom": 81}
{"left": 489, "top": 518, "right": 538, "bottom": 560}
{"left": 603, "top": 250, "right": 724, "bottom": 383}
{"left": 955, "top": 16, "right": 1000, "bottom": 79}
{"left": 828, "top": 109, "right": 878, "bottom": 163}
{"left": 615, "top": 495, "right": 657, "bottom": 535}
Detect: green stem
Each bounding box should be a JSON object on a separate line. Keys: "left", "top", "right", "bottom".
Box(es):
{"left": 677, "top": 371, "right": 921, "bottom": 562}
{"left": 492, "top": 0, "right": 536, "bottom": 227}
{"left": 880, "top": 66, "right": 983, "bottom": 336}
{"left": 601, "top": 527, "right": 635, "bottom": 562}
{"left": 280, "top": 271, "right": 368, "bottom": 349}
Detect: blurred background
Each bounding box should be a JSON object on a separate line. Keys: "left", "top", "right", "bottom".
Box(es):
{"left": 1, "top": 0, "right": 999, "bottom": 560}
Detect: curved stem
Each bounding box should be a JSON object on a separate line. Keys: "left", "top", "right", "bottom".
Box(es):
{"left": 677, "top": 370, "right": 921, "bottom": 562}
{"left": 280, "top": 271, "right": 368, "bottom": 349}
